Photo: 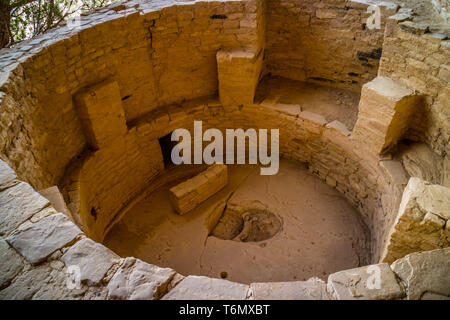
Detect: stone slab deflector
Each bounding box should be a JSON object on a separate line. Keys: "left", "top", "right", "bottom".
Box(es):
{"left": 169, "top": 164, "right": 228, "bottom": 215}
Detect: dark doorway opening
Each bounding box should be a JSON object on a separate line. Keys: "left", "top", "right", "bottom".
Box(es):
{"left": 159, "top": 132, "right": 177, "bottom": 169}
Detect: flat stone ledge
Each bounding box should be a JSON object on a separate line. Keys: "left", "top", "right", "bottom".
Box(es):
{"left": 250, "top": 277, "right": 330, "bottom": 300}
{"left": 162, "top": 276, "right": 250, "bottom": 300}
{"left": 391, "top": 247, "right": 450, "bottom": 300}
{"left": 326, "top": 120, "right": 351, "bottom": 137}
{"left": 0, "top": 182, "right": 50, "bottom": 236}
{"left": 327, "top": 263, "right": 405, "bottom": 300}
{"left": 61, "top": 238, "right": 120, "bottom": 286}
{"left": 107, "top": 257, "right": 176, "bottom": 300}
{"left": 7, "top": 213, "right": 82, "bottom": 265}
{"left": 260, "top": 101, "right": 302, "bottom": 117}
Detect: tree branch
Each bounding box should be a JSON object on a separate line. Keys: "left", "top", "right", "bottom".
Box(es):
{"left": 10, "top": 0, "right": 38, "bottom": 9}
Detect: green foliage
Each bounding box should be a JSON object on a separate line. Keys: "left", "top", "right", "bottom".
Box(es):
{"left": 8, "top": 0, "right": 119, "bottom": 43}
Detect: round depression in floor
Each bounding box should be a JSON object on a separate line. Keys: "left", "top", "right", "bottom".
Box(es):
{"left": 104, "top": 159, "right": 371, "bottom": 284}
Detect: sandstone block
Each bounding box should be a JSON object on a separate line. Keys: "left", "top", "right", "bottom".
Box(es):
{"left": 379, "top": 160, "right": 409, "bottom": 186}
{"left": 169, "top": 164, "right": 228, "bottom": 215}
{"left": 0, "top": 239, "right": 23, "bottom": 290}
{"left": 0, "top": 159, "right": 18, "bottom": 190}
{"left": 0, "top": 182, "right": 50, "bottom": 236}
{"left": 7, "top": 213, "right": 82, "bottom": 265}
{"left": 297, "top": 111, "right": 327, "bottom": 135}
{"left": 0, "top": 263, "right": 80, "bottom": 300}
{"left": 217, "top": 48, "right": 263, "bottom": 106}
{"left": 162, "top": 275, "right": 250, "bottom": 300}
{"left": 381, "top": 177, "right": 450, "bottom": 263}
{"left": 61, "top": 238, "right": 120, "bottom": 285}
{"left": 352, "top": 76, "right": 421, "bottom": 154}
{"left": 391, "top": 247, "right": 450, "bottom": 300}
{"left": 327, "top": 263, "right": 404, "bottom": 300}
{"left": 400, "top": 142, "right": 447, "bottom": 187}
{"left": 39, "top": 186, "right": 72, "bottom": 220}
{"left": 107, "top": 257, "right": 175, "bottom": 300}
{"left": 325, "top": 120, "right": 351, "bottom": 137}
{"left": 250, "top": 277, "right": 330, "bottom": 300}
{"left": 316, "top": 9, "right": 338, "bottom": 19}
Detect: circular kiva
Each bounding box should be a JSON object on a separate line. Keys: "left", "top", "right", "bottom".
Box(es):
{"left": 0, "top": 0, "right": 449, "bottom": 300}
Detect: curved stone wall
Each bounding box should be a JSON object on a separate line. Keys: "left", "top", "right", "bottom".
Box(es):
{"left": 0, "top": 0, "right": 449, "bottom": 299}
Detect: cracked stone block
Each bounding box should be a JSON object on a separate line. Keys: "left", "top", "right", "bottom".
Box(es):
{"left": 0, "top": 239, "right": 23, "bottom": 290}
{"left": 61, "top": 238, "right": 120, "bottom": 285}
{"left": 0, "top": 182, "right": 50, "bottom": 236}
{"left": 7, "top": 213, "right": 82, "bottom": 265}
{"left": 250, "top": 277, "right": 330, "bottom": 300}
{"left": 107, "top": 257, "right": 175, "bottom": 300}
{"left": 391, "top": 247, "right": 450, "bottom": 300}
{"left": 327, "top": 263, "right": 405, "bottom": 300}
{"left": 162, "top": 275, "right": 250, "bottom": 300}
{"left": 0, "top": 159, "right": 18, "bottom": 190}
{"left": 0, "top": 263, "right": 86, "bottom": 300}
{"left": 0, "top": 264, "right": 54, "bottom": 300}
{"left": 381, "top": 177, "right": 450, "bottom": 263}
{"left": 353, "top": 76, "right": 421, "bottom": 154}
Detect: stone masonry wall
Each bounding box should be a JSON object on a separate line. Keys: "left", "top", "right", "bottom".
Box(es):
{"left": 379, "top": 17, "right": 450, "bottom": 159}
{"left": 264, "top": 0, "right": 398, "bottom": 92}
{"left": 0, "top": 0, "right": 262, "bottom": 191}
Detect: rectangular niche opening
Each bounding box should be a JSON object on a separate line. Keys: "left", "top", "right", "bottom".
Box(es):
{"left": 159, "top": 132, "right": 177, "bottom": 169}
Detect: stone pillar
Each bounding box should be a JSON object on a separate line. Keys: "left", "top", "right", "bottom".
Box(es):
{"left": 74, "top": 80, "right": 127, "bottom": 150}
{"left": 217, "top": 49, "right": 263, "bottom": 106}
{"left": 352, "top": 76, "right": 422, "bottom": 154}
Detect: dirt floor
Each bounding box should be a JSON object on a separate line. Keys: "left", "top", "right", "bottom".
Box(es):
{"left": 255, "top": 76, "right": 361, "bottom": 130}
{"left": 104, "top": 159, "right": 371, "bottom": 284}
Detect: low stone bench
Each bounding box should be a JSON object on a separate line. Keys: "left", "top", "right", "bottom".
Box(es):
{"left": 169, "top": 164, "right": 228, "bottom": 215}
